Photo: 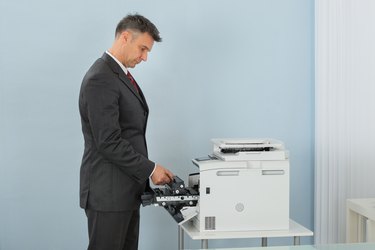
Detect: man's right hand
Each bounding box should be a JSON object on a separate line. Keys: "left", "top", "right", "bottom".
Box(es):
{"left": 151, "top": 164, "right": 174, "bottom": 185}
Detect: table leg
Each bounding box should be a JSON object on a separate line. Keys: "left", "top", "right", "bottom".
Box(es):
{"left": 294, "top": 236, "right": 300, "bottom": 245}
{"left": 366, "top": 219, "right": 375, "bottom": 242}
{"left": 261, "top": 237, "right": 267, "bottom": 247}
{"left": 178, "top": 225, "right": 184, "bottom": 250}
{"left": 201, "top": 239, "right": 208, "bottom": 249}
{"left": 347, "top": 208, "right": 358, "bottom": 242}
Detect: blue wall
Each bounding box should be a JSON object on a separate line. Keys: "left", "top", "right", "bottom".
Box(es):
{"left": 0, "top": 0, "right": 314, "bottom": 249}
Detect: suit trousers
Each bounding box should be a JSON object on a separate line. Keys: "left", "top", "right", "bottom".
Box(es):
{"left": 85, "top": 208, "right": 140, "bottom": 250}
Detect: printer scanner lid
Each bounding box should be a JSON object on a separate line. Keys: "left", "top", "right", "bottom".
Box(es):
{"left": 212, "top": 138, "right": 287, "bottom": 161}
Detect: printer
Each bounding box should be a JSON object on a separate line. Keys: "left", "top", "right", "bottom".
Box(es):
{"left": 142, "top": 138, "right": 290, "bottom": 232}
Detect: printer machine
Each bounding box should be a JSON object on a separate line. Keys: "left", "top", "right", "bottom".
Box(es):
{"left": 141, "top": 138, "right": 290, "bottom": 232}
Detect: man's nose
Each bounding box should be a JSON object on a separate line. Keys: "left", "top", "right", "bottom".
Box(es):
{"left": 141, "top": 52, "right": 148, "bottom": 62}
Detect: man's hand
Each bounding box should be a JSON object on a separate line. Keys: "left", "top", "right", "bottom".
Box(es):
{"left": 151, "top": 164, "right": 174, "bottom": 185}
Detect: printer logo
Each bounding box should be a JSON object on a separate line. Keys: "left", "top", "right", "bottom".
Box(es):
{"left": 235, "top": 203, "right": 245, "bottom": 212}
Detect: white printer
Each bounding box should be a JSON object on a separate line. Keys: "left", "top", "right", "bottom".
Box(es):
{"left": 141, "top": 138, "right": 290, "bottom": 232}
{"left": 190, "top": 138, "right": 289, "bottom": 232}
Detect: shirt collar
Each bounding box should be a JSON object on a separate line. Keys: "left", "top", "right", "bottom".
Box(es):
{"left": 105, "top": 50, "right": 128, "bottom": 75}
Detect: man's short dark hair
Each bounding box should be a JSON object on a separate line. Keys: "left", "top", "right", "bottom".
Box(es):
{"left": 115, "top": 14, "right": 162, "bottom": 42}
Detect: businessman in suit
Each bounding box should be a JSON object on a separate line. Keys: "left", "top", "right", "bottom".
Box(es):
{"left": 79, "top": 14, "right": 174, "bottom": 250}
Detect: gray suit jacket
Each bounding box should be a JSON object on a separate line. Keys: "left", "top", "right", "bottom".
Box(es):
{"left": 79, "top": 53, "right": 155, "bottom": 211}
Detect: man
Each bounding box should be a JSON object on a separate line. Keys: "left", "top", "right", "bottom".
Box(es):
{"left": 79, "top": 14, "right": 174, "bottom": 250}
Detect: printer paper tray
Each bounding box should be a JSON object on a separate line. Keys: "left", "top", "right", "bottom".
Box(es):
{"left": 177, "top": 206, "right": 198, "bottom": 225}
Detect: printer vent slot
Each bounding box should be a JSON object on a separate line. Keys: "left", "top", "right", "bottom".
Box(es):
{"left": 205, "top": 216, "right": 216, "bottom": 230}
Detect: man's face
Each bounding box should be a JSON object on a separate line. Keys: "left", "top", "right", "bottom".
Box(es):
{"left": 122, "top": 31, "right": 154, "bottom": 68}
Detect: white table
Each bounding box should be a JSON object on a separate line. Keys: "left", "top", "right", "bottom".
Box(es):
{"left": 178, "top": 219, "right": 313, "bottom": 249}
{"left": 178, "top": 243, "right": 375, "bottom": 250}
{"left": 346, "top": 198, "right": 375, "bottom": 243}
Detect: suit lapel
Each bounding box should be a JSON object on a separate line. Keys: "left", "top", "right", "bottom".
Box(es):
{"left": 118, "top": 73, "right": 149, "bottom": 112}
{"left": 101, "top": 53, "right": 149, "bottom": 112}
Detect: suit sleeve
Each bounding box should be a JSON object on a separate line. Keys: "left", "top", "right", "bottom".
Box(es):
{"left": 82, "top": 72, "right": 155, "bottom": 183}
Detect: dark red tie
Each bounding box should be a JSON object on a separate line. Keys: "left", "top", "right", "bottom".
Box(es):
{"left": 127, "top": 71, "right": 139, "bottom": 93}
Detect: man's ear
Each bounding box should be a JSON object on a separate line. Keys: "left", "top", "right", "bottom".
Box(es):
{"left": 120, "top": 30, "right": 131, "bottom": 43}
